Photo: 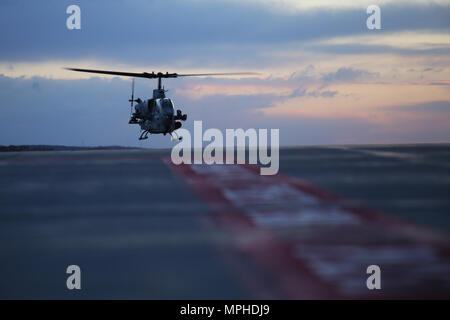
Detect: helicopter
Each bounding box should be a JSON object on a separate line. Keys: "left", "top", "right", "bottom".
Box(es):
{"left": 65, "top": 68, "right": 256, "bottom": 141}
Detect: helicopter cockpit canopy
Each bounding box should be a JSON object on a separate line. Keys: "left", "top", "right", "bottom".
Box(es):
{"left": 157, "top": 98, "right": 174, "bottom": 114}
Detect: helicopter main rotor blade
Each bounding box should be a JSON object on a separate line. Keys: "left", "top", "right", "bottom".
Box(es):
{"left": 65, "top": 68, "right": 258, "bottom": 79}
{"left": 177, "top": 72, "right": 258, "bottom": 77}
{"left": 64, "top": 68, "right": 177, "bottom": 79}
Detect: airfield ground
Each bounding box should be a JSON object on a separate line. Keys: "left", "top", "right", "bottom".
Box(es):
{"left": 0, "top": 144, "right": 449, "bottom": 299}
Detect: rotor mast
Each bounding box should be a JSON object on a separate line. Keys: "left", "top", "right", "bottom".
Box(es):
{"left": 153, "top": 72, "right": 173, "bottom": 98}
{"left": 154, "top": 72, "right": 175, "bottom": 90}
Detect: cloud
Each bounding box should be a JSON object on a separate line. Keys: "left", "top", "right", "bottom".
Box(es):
{"left": 0, "top": 0, "right": 449, "bottom": 67}
{"left": 319, "top": 90, "right": 338, "bottom": 98}
{"left": 306, "top": 43, "right": 450, "bottom": 57}
{"left": 392, "top": 100, "right": 450, "bottom": 112}
{"left": 287, "top": 87, "right": 338, "bottom": 98}
{"left": 1, "top": 74, "right": 449, "bottom": 147}
{"left": 321, "top": 67, "right": 379, "bottom": 83}
{"left": 239, "top": 0, "right": 450, "bottom": 12}
{"left": 429, "top": 82, "right": 450, "bottom": 86}
{"left": 0, "top": 74, "right": 140, "bottom": 146}
{"left": 289, "top": 65, "right": 316, "bottom": 81}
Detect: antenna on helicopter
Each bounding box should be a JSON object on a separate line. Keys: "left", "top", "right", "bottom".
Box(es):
{"left": 128, "top": 78, "right": 135, "bottom": 117}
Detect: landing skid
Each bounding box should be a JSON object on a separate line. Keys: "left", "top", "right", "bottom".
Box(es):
{"left": 138, "top": 130, "right": 182, "bottom": 141}
{"left": 170, "top": 131, "right": 183, "bottom": 141}
{"left": 139, "top": 130, "right": 149, "bottom": 140}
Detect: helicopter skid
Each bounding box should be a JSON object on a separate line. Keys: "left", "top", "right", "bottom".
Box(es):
{"left": 139, "top": 130, "right": 149, "bottom": 140}
{"left": 170, "top": 131, "right": 183, "bottom": 141}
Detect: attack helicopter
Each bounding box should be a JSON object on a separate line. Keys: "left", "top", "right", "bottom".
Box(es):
{"left": 65, "top": 68, "right": 256, "bottom": 141}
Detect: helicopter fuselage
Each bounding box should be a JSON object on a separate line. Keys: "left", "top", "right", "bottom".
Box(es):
{"left": 129, "top": 89, "right": 186, "bottom": 140}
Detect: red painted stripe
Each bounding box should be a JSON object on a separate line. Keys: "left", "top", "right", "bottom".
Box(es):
{"left": 165, "top": 159, "right": 450, "bottom": 299}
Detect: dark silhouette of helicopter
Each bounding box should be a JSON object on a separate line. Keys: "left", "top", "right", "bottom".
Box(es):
{"left": 65, "top": 68, "right": 256, "bottom": 141}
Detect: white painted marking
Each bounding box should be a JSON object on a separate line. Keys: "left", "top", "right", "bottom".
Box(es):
{"left": 295, "top": 244, "right": 450, "bottom": 295}
{"left": 191, "top": 163, "right": 359, "bottom": 228}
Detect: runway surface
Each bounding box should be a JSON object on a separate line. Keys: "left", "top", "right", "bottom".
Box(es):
{"left": 0, "top": 144, "right": 449, "bottom": 299}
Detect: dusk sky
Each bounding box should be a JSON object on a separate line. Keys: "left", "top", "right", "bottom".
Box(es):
{"left": 0, "top": 0, "right": 449, "bottom": 147}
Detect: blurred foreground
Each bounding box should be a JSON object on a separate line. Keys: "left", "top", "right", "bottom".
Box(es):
{"left": 0, "top": 144, "right": 449, "bottom": 299}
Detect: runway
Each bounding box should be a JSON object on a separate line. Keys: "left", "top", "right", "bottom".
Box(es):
{"left": 0, "top": 144, "right": 449, "bottom": 299}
